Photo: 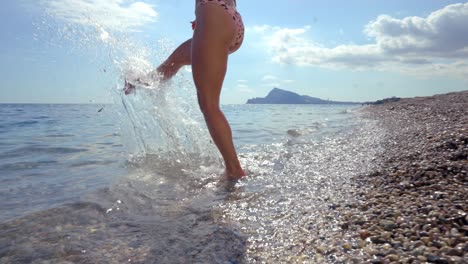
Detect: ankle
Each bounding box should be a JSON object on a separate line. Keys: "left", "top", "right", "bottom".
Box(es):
{"left": 225, "top": 165, "right": 245, "bottom": 179}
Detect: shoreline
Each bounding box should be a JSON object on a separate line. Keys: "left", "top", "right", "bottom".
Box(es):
{"left": 340, "top": 91, "right": 467, "bottom": 263}
{"left": 0, "top": 94, "right": 465, "bottom": 263}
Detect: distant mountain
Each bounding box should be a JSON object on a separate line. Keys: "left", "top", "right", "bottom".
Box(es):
{"left": 246, "top": 88, "right": 359, "bottom": 105}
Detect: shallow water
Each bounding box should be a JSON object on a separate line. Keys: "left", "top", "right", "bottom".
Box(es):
{"left": 0, "top": 104, "right": 125, "bottom": 222}
{"left": 0, "top": 102, "right": 384, "bottom": 263}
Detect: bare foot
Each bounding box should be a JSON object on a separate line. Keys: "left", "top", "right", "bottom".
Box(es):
{"left": 156, "top": 63, "right": 180, "bottom": 81}
{"left": 224, "top": 168, "right": 246, "bottom": 181}
{"left": 123, "top": 79, "right": 136, "bottom": 95}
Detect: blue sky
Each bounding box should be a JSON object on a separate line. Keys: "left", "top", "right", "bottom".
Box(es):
{"left": 1, "top": 0, "right": 468, "bottom": 104}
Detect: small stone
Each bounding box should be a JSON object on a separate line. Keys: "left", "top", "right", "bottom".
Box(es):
{"left": 370, "top": 236, "right": 388, "bottom": 244}
{"left": 382, "top": 243, "right": 392, "bottom": 251}
{"left": 326, "top": 247, "right": 338, "bottom": 255}
{"left": 446, "top": 247, "right": 463, "bottom": 256}
{"left": 364, "top": 247, "right": 379, "bottom": 256}
{"left": 386, "top": 254, "right": 399, "bottom": 261}
{"left": 417, "top": 255, "right": 427, "bottom": 262}
{"left": 358, "top": 240, "right": 366, "bottom": 249}
{"left": 342, "top": 243, "right": 352, "bottom": 251}
{"left": 379, "top": 220, "right": 396, "bottom": 231}
{"left": 341, "top": 222, "right": 350, "bottom": 230}
{"left": 351, "top": 216, "right": 366, "bottom": 225}
{"left": 439, "top": 246, "right": 451, "bottom": 254}
{"left": 391, "top": 241, "right": 403, "bottom": 249}
{"left": 386, "top": 249, "right": 398, "bottom": 256}
{"left": 412, "top": 246, "right": 426, "bottom": 256}
{"left": 359, "top": 230, "right": 370, "bottom": 240}
{"left": 419, "top": 231, "right": 429, "bottom": 237}
{"left": 430, "top": 240, "right": 440, "bottom": 248}
{"left": 414, "top": 241, "right": 425, "bottom": 248}
{"left": 382, "top": 231, "right": 392, "bottom": 240}
{"left": 314, "top": 255, "right": 325, "bottom": 263}
{"left": 446, "top": 238, "right": 458, "bottom": 247}
{"left": 425, "top": 254, "right": 449, "bottom": 264}
{"left": 448, "top": 256, "right": 462, "bottom": 263}
{"left": 421, "top": 237, "right": 431, "bottom": 245}
{"left": 369, "top": 257, "right": 385, "bottom": 264}
{"left": 423, "top": 224, "right": 432, "bottom": 231}
{"left": 450, "top": 228, "right": 459, "bottom": 236}
{"left": 315, "top": 246, "right": 326, "bottom": 255}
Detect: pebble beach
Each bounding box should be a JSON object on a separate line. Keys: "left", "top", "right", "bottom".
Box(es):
{"left": 334, "top": 91, "right": 468, "bottom": 263}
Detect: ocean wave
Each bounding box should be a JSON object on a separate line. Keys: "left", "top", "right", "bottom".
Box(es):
{"left": 0, "top": 146, "right": 88, "bottom": 159}
{"left": 286, "top": 123, "right": 325, "bottom": 138}
{"left": 68, "top": 160, "right": 116, "bottom": 168}
{"left": 286, "top": 127, "right": 319, "bottom": 137}
{"left": 44, "top": 134, "right": 75, "bottom": 138}
{"left": 338, "top": 108, "right": 361, "bottom": 114}
{"left": 0, "top": 160, "right": 58, "bottom": 171}
{"left": 32, "top": 116, "right": 50, "bottom": 120}
{"left": 9, "top": 120, "right": 39, "bottom": 127}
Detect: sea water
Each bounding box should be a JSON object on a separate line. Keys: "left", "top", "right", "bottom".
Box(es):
{"left": 0, "top": 102, "right": 384, "bottom": 263}
{"left": 0, "top": 103, "right": 358, "bottom": 222}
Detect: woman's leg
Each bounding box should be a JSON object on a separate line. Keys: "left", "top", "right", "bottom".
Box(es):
{"left": 192, "top": 3, "right": 245, "bottom": 179}
{"left": 156, "top": 39, "right": 192, "bottom": 81}
{"left": 124, "top": 39, "right": 192, "bottom": 94}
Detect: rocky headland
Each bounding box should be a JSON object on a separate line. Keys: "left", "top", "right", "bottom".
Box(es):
{"left": 246, "top": 88, "right": 360, "bottom": 105}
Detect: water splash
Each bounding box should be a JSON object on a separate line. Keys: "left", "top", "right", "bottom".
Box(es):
{"left": 39, "top": 2, "right": 221, "bottom": 168}
{"left": 116, "top": 83, "right": 221, "bottom": 167}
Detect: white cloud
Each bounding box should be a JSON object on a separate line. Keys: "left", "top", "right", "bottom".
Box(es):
{"left": 237, "top": 83, "right": 253, "bottom": 93}
{"left": 251, "top": 3, "right": 468, "bottom": 78}
{"left": 259, "top": 75, "right": 294, "bottom": 87}
{"left": 262, "top": 82, "right": 280, "bottom": 88}
{"left": 254, "top": 25, "right": 386, "bottom": 69}
{"left": 261, "top": 75, "right": 277, "bottom": 81}
{"left": 248, "top": 25, "right": 273, "bottom": 34}
{"left": 365, "top": 3, "right": 468, "bottom": 58}
{"left": 42, "top": 0, "right": 158, "bottom": 31}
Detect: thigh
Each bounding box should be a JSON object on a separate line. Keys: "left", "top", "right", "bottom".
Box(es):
{"left": 167, "top": 39, "right": 192, "bottom": 66}
{"left": 191, "top": 4, "right": 234, "bottom": 106}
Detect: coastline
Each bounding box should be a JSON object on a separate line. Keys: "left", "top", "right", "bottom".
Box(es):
{"left": 342, "top": 91, "right": 467, "bottom": 263}
{"left": 0, "top": 94, "right": 465, "bottom": 263}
